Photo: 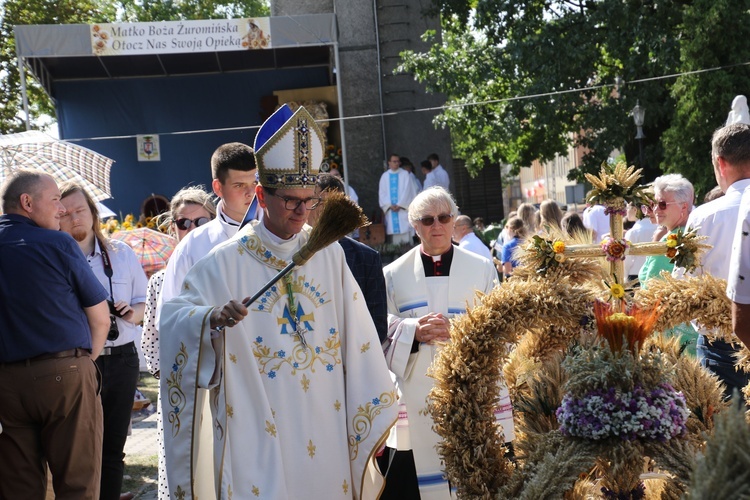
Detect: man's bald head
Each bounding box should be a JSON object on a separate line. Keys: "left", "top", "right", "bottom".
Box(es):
{"left": 452, "top": 215, "right": 473, "bottom": 240}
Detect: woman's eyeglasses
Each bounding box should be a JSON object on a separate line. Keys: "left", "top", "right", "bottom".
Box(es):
{"left": 175, "top": 217, "right": 210, "bottom": 230}
{"left": 643, "top": 201, "right": 680, "bottom": 212}
{"left": 417, "top": 213, "right": 453, "bottom": 226}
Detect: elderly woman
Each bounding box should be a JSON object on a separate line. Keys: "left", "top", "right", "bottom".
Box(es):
{"left": 140, "top": 186, "right": 216, "bottom": 500}
{"left": 638, "top": 174, "right": 697, "bottom": 355}
{"left": 378, "top": 187, "right": 514, "bottom": 499}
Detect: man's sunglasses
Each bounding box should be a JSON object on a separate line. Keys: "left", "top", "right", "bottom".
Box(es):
{"left": 417, "top": 213, "right": 453, "bottom": 226}
{"left": 175, "top": 217, "right": 210, "bottom": 230}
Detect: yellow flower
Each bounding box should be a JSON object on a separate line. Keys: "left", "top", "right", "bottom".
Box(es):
{"left": 125, "top": 214, "right": 134, "bottom": 223}
{"left": 666, "top": 238, "right": 678, "bottom": 248}
{"left": 552, "top": 240, "right": 566, "bottom": 254}
{"left": 610, "top": 283, "right": 625, "bottom": 299}
{"left": 607, "top": 312, "right": 635, "bottom": 326}
{"left": 666, "top": 233, "right": 678, "bottom": 241}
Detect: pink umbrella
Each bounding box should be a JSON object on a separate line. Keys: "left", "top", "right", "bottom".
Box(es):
{"left": 111, "top": 228, "right": 176, "bottom": 275}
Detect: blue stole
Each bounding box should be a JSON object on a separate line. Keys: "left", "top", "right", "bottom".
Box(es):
{"left": 389, "top": 172, "right": 401, "bottom": 233}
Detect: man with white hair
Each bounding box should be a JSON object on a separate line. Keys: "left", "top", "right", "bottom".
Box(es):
{"left": 379, "top": 187, "right": 512, "bottom": 499}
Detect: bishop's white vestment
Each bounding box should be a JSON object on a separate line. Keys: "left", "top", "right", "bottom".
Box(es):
{"left": 383, "top": 246, "right": 514, "bottom": 499}
{"left": 160, "top": 220, "right": 398, "bottom": 499}
{"left": 378, "top": 168, "right": 417, "bottom": 237}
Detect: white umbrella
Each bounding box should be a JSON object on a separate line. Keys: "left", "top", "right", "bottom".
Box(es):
{"left": 96, "top": 202, "right": 116, "bottom": 219}
{"left": 0, "top": 130, "right": 113, "bottom": 201}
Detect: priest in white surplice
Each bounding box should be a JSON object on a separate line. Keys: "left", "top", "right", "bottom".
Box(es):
{"left": 379, "top": 154, "right": 418, "bottom": 245}
{"left": 379, "top": 187, "right": 514, "bottom": 500}
{"left": 160, "top": 105, "right": 397, "bottom": 500}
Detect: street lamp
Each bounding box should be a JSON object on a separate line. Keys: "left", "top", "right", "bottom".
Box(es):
{"left": 631, "top": 101, "right": 646, "bottom": 168}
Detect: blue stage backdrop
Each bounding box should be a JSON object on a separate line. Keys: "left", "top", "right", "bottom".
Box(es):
{"left": 55, "top": 66, "right": 329, "bottom": 217}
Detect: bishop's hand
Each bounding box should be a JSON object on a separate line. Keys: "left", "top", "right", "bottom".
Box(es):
{"left": 210, "top": 299, "right": 249, "bottom": 330}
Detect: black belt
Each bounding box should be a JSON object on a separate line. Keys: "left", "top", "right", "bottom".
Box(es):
{"left": 2, "top": 348, "right": 90, "bottom": 366}
{"left": 99, "top": 341, "right": 137, "bottom": 356}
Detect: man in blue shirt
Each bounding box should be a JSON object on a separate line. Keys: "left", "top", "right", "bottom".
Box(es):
{"left": 0, "top": 169, "right": 110, "bottom": 499}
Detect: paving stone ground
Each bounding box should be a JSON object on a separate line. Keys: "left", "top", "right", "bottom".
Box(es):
{"left": 124, "top": 407, "right": 159, "bottom": 499}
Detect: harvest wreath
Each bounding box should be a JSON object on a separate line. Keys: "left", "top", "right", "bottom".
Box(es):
{"left": 427, "top": 164, "right": 750, "bottom": 498}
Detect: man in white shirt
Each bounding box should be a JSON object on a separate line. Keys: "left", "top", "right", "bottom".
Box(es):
{"left": 427, "top": 153, "right": 450, "bottom": 191}
{"left": 59, "top": 181, "right": 148, "bottom": 500}
{"left": 675, "top": 122, "right": 750, "bottom": 398}
{"left": 421, "top": 160, "right": 437, "bottom": 190}
{"left": 624, "top": 208, "right": 659, "bottom": 281}
{"left": 379, "top": 154, "right": 418, "bottom": 244}
{"left": 582, "top": 203, "right": 610, "bottom": 242}
{"left": 452, "top": 215, "right": 492, "bottom": 261}
{"left": 159, "top": 142, "right": 257, "bottom": 305}
{"left": 728, "top": 189, "right": 750, "bottom": 349}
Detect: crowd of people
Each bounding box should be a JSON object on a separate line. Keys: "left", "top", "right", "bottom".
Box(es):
{"left": 1, "top": 103, "right": 750, "bottom": 500}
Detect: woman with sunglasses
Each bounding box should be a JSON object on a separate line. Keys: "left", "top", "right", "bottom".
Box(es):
{"left": 379, "top": 187, "right": 514, "bottom": 499}
{"left": 141, "top": 186, "right": 216, "bottom": 500}
{"left": 638, "top": 174, "right": 698, "bottom": 355}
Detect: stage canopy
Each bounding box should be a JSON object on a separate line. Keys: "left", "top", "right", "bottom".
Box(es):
{"left": 14, "top": 14, "right": 339, "bottom": 216}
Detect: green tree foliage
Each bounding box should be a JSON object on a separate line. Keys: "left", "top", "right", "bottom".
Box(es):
{"left": 110, "top": 0, "right": 269, "bottom": 23}
{"left": 0, "top": 0, "right": 106, "bottom": 133}
{"left": 661, "top": 0, "right": 750, "bottom": 197}
{"left": 400, "top": 0, "right": 750, "bottom": 197}
{"left": 0, "top": 0, "right": 269, "bottom": 134}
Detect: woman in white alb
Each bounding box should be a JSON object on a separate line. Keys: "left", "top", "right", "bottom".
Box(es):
{"left": 380, "top": 187, "right": 513, "bottom": 500}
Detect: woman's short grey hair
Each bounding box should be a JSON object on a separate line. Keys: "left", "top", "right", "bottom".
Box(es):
{"left": 652, "top": 174, "right": 695, "bottom": 207}
{"left": 407, "top": 186, "right": 458, "bottom": 224}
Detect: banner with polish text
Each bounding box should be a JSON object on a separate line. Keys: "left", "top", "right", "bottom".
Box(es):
{"left": 90, "top": 18, "right": 272, "bottom": 56}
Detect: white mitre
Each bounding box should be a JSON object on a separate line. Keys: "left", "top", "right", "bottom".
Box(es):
{"left": 726, "top": 95, "right": 750, "bottom": 126}
{"left": 253, "top": 104, "right": 324, "bottom": 189}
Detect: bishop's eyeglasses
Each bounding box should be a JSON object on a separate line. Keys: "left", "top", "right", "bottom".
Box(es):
{"left": 268, "top": 192, "right": 322, "bottom": 210}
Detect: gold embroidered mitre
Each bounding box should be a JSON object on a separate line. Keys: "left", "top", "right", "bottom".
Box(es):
{"left": 253, "top": 104, "right": 324, "bottom": 189}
